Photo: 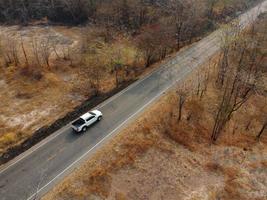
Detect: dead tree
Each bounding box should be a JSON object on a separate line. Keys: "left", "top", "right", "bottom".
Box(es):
{"left": 200, "top": 67, "right": 211, "bottom": 99}
{"left": 1, "top": 35, "right": 20, "bottom": 67}
{"left": 110, "top": 47, "right": 124, "bottom": 88}
{"left": 211, "top": 22, "right": 265, "bottom": 141}
{"left": 20, "top": 34, "right": 29, "bottom": 67}
{"left": 31, "top": 36, "right": 42, "bottom": 68}
{"left": 216, "top": 47, "right": 229, "bottom": 87}
{"left": 211, "top": 54, "right": 256, "bottom": 141}
{"left": 176, "top": 84, "right": 188, "bottom": 122}
{"left": 217, "top": 22, "right": 243, "bottom": 87}
{"left": 257, "top": 120, "right": 267, "bottom": 139}
{"left": 207, "top": 0, "right": 218, "bottom": 18}
{"left": 50, "top": 40, "right": 61, "bottom": 60}
{"left": 39, "top": 36, "right": 52, "bottom": 69}
{"left": 113, "top": 61, "right": 123, "bottom": 88}
{"left": 85, "top": 57, "right": 106, "bottom": 96}
{"left": 178, "top": 93, "right": 186, "bottom": 122}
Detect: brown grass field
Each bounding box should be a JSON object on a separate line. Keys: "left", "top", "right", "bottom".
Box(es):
{"left": 0, "top": 25, "right": 148, "bottom": 155}
{"left": 43, "top": 55, "right": 267, "bottom": 200}
{"left": 0, "top": 0, "right": 262, "bottom": 159}
{"left": 0, "top": 24, "right": 192, "bottom": 157}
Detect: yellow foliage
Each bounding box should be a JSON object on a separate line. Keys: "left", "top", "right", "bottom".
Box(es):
{"left": 83, "top": 38, "right": 141, "bottom": 70}
{"left": 0, "top": 132, "right": 17, "bottom": 147}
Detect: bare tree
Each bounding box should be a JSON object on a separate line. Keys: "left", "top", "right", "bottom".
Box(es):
{"left": 177, "top": 91, "right": 186, "bottom": 122}
{"left": 137, "top": 26, "right": 157, "bottom": 67}
{"left": 137, "top": 23, "right": 174, "bottom": 67}
{"left": 31, "top": 35, "right": 42, "bottom": 68}
{"left": 1, "top": 35, "right": 20, "bottom": 67}
{"left": 156, "top": 0, "right": 207, "bottom": 50}
{"left": 110, "top": 46, "right": 129, "bottom": 88}
{"left": 39, "top": 36, "right": 52, "bottom": 69}
{"left": 211, "top": 77, "right": 253, "bottom": 141}
{"left": 211, "top": 20, "right": 265, "bottom": 141}
{"left": 20, "top": 34, "right": 29, "bottom": 67}
{"left": 86, "top": 60, "right": 105, "bottom": 96}
{"left": 112, "top": 61, "right": 123, "bottom": 88}
{"left": 257, "top": 120, "right": 267, "bottom": 139}
{"left": 176, "top": 83, "right": 189, "bottom": 122}
{"left": 201, "top": 67, "right": 211, "bottom": 99}
{"left": 206, "top": 0, "right": 218, "bottom": 18}
{"left": 216, "top": 22, "right": 242, "bottom": 87}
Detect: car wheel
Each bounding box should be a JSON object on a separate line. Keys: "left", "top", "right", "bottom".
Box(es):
{"left": 82, "top": 126, "right": 87, "bottom": 132}
{"left": 97, "top": 116, "right": 102, "bottom": 121}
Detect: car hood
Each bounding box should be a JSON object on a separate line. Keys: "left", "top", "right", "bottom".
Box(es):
{"left": 91, "top": 110, "right": 102, "bottom": 116}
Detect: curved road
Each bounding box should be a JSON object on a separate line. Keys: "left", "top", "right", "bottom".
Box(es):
{"left": 0, "top": 2, "right": 266, "bottom": 199}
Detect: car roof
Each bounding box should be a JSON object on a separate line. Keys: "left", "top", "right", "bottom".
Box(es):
{"left": 80, "top": 112, "right": 93, "bottom": 120}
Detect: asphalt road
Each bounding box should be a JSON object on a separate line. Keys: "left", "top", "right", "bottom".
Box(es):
{"left": 0, "top": 2, "right": 266, "bottom": 200}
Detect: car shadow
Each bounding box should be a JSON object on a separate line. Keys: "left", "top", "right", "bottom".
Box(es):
{"left": 65, "top": 121, "right": 101, "bottom": 142}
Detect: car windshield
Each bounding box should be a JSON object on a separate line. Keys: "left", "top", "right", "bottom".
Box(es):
{"left": 89, "top": 112, "right": 96, "bottom": 115}
{"left": 72, "top": 118, "right": 85, "bottom": 127}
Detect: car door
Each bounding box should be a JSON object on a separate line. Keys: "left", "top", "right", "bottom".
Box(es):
{"left": 86, "top": 115, "right": 97, "bottom": 126}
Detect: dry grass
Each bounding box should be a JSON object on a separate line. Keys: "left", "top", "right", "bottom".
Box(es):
{"left": 43, "top": 52, "right": 267, "bottom": 200}
{"left": 0, "top": 22, "right": 188, "bottom": 156}
{"left": 0, "top": 25, "right": 148, "bottom": 155}
{"left": 0, "top": 65, "right": 84, "bottom": 154}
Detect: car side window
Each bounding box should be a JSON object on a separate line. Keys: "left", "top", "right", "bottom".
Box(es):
{"left": 86, "top": 116, "right": 95, "bottom": 121}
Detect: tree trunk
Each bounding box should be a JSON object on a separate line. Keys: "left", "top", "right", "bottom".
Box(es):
{"left": 257, "top": 122, "right": 267, "bottom": 139}
{"left": 178, "top": 95, "right": 185, "bottom": 122}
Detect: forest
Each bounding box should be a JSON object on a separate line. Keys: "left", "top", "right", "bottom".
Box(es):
{"left": 0, "top": 0, "right": 261, "bottom": 25}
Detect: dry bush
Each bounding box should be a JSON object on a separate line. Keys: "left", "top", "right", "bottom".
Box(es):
{"left": 0, "top": 131, "right": 25, "bottom": 153}
{"left": 115, "top": 192, "right": 127, "bottom": 200}
{"left": 0, "top": 132, "right": 17, "bottom": 147}
{"left": 15, "top": 91, "right": 33, "bottom": 100}
{"left": 205, "top": 162, "right": 224, "bottom": 173}
{"left": 19, "top": 66, "right": 43, "bottom": 81}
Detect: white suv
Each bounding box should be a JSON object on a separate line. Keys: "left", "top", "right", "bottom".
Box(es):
{"left": 71, "top": 110, "right": 103, "bottom": 132}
